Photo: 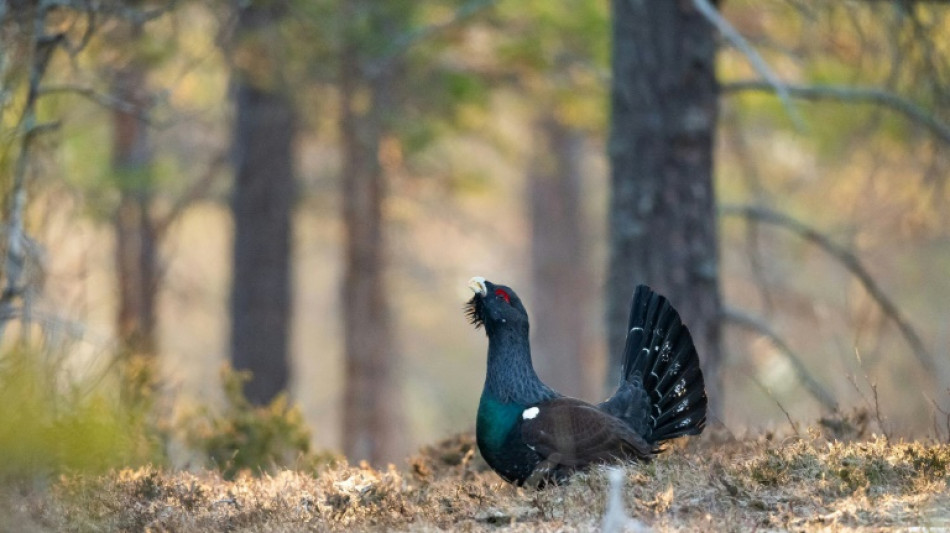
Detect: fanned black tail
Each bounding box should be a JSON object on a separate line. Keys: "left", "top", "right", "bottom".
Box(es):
{"left": 601, "top": 285, "right": 707, "bottom": 445}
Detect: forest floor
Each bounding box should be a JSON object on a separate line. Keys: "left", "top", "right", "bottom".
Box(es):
{"left": 3, "top": 422, "right": 950, "bottom": 532}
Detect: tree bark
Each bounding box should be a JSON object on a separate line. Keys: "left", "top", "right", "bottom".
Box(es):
{"left": 112, "top": 24, "right": 158, "bottom": 360}
{"left": 229, "top": 3, "right": 295, "bottom": 406}
{"left": 606, "top": 1, "right": 723, "bottom": 414}
{"left": 529, "top": 115, "right": 592, "bottom": 399}
{"left": 339, "top": 1, "right": 399, "bottom": 466}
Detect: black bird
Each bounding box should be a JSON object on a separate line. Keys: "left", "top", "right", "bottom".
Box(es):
{"left": 465, "top": 277, "right": 707, "bottom": 487}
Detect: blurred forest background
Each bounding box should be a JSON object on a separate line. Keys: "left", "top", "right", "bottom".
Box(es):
{"left": 1, "top": 0, "right": 949, "bottom": 475}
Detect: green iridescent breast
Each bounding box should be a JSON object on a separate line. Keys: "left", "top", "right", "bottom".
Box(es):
{"left": 476, "top": 393, "right": 548, "bottom": 485}
{"left": 476, "top": 394, "right": 524, "bottom": 450}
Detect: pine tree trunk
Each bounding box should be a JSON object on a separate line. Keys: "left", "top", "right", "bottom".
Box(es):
{"left": 339, "top": 1, "right": 399, "bottom": 465}
{"left": 529, "top": 116, "right": 592, "bottom": 399}
{"left": 229, "top": 4, "right": 295, "bottom": 406}
{"left": 112, "top": 27, "right": 158, "bottom": 360}
{"left": 606, "top": 1, "right": 723, "bottom": 413}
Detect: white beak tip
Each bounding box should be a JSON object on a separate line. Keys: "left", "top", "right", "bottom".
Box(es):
{"left": 468, "top": 276, "right": 488, "bottom": 296}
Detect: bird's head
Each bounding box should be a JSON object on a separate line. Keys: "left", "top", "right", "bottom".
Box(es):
{"left": 465, "top": 277, "right": 529, "bottom": 334}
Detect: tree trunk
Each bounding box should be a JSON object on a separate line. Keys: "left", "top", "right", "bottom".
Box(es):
{"left": 229, "top": 4, "right": 295, "bottom": 406}
{"left": 339, "top": 1, "right": 399, "bottom": 465}
{"left": 606, "top": 1, "right": 723, "bottom": 414}
{"left": 112, "top": 27, "right": 158, "bottom": 360}
{"left": 529, "top": 115, "right": 592, "bottom": 399}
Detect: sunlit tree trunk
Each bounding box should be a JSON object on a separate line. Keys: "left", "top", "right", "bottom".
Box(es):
{"left": 606, "top": 1, "right": 723, "bottom": 413}
{"left": 229, "top": 3, "right": 295, "bottom": 405}
{"left": 112, "top": 23, "right": 158, "bottom": 360}
{"left": 339, "top": 1, "right": 400, "bottom": 466}
{"left": 529, "top": 115, "right": 593, "bottom": 399}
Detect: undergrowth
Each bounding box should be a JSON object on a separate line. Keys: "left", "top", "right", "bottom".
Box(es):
{"left": 1, "top": 346, "right": 946, "bottom": 531}
{"left": 0, "top": 349, "right": 160, "bottom": 477}
{"left": 5, "top": 430, "right": 949, "bottom": 532}
{"left": 0, "top": 349, "right": 335, "bottom": 482}
{"left": 180, "top": 367, "right": 339, "bottom": 479}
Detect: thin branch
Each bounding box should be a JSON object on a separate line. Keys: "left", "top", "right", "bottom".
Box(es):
{"left": 37, "top": 84, "right": 146, "bottom": 118}
{"left": 58, "top": 0, "right": 97, "bottom": 56}
{"left": 22, "top": 120, "right": 62, "bottom": 137}
{"left": 929, "top": 394, "right": 950, "bottom": 443}
{"left": 739, "top": 366, "right": 800, "bottom": 434}
{"left": 722, "top": 107, "right": 778, "bottom": 312}
{"left": 722, "top": 204, "right": 936, "bottom": 374}
{"left": 722, "top": 80, "right": 950, "bottom": 145}
{"left": 870, "top": 380, "right": 889, "bottom": 442}
{"left": 364, "top": 0, "right": 500, "bottom": 79}
{"left": 847, "top": 356, "right": 891, "bottom": 442}
{"left": 744, "top": 217, "right": 777, "bottom": 314}
{"left": 153, "top": 152, "right": 227, "bottom": 237}
{"left": 724, "top": 305, "right": 839, "bottom": 411}
{"left": 127, "top": 1, "right": 178, "bottom": 25}
{"left": 0, "top": 305, "right": 87, "bottom": 340}
{"left": 692, "top": 0, "right": 806, "bottom": 130}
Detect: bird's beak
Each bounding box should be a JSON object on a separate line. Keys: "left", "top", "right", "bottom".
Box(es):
{"left": 468, "top": 276, "right": 488, "bottom": 296}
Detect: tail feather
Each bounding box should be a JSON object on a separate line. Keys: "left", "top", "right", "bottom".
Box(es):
{"left": 606, "top": 285, "right": 707, "bottom": 444}
{"left": 655, "top": 363, "right": 703, "bottom": 409}
{"left": 652, "top": 397, "right": 707, "bottom": 441}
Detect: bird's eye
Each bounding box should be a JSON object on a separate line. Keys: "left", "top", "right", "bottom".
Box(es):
{"left": 494, "top": 288, "right": 511, "bottom": 304}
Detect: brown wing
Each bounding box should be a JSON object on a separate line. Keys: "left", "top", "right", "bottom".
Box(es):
{"left": 520, "top": 398, "right": 653, "bottom": 469}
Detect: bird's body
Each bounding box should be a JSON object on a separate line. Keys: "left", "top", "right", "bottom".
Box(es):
{"left": 466, "top": 277, "right": 707, "bottom": 487}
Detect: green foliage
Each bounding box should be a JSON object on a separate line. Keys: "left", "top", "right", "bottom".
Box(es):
{"left": 0, "top": 350, "right": 333, "bottom": 482}
{"left": 0, "top": 348, "right": 159, "bottom": 478}
{"left": 493, "top": 0, "right": 608, "bottom": 129}
{"left": 443, "top": 70, "right": 488, "bottom": 104}
{"left": 363, "top": 1, "right": 496, "bottom": 154}
{"left": 182, "top": 366, "right": 337, "bottom": 480}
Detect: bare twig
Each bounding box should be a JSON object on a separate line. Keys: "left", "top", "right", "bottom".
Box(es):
{"left": 0, "top": 305, "right": 87, "bottom": 340}
{"left": 153, "top": 152, "right": 228, "bottom": 237}
{"left": 364, "top": 0, "right": 499, "bottom": 79}
{"left": 744, "top": 219, "right": 776, "bottom": 314}
{"left": 724, "top": 305, "right": 838, "bottom": 411}
{"left": 38, "top": 84, "right": 142, "bottom": 116}
{"left": 869, "top": 380, "right": 889, "bottom": 442}
{"left": 722, "top": 80, "right": 950, "bottom": 145}
{"left": 739, "top": 367, "right": 800, "bottom": 434}
{"left": 692, "top": 0, "right": 806, "bottom": 130}
{"left": 842, "top": 374, "right": 889, "bottom": 441}
{"left": 722, "top": 204, "right": 936, "bottom": 374}
{"left": 58, "top": 0, "right": 97, "bottom": 56}
{"left": 122, "top": 1, "right": 177, "bottom": 26}
{"left": 929, "top": 394, "right": 950, "bottom": 443}
{"left": 850, "top": 349, "right": 892, "bottom": 443}
{"left": 720, "top": 107, "right": 776, "bottom": 313}
{"left": 845, "top": 371, "right": 866, "bottom": 397}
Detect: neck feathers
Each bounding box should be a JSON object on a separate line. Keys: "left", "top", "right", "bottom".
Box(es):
{"left": 484, "top": 326, "right": 555, "bottom": 404}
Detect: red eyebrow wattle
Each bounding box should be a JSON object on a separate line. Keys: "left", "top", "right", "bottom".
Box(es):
{"left": 494, "top": 288, "right": 511, "bottom": 304}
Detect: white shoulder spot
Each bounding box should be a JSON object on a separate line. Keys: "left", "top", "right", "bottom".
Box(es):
{"left": 522, "top": 406, "right": 540, "bottom": 420}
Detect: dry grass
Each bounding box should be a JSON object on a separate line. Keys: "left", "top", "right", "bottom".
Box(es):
{"left": 3, "top": 430, "right": 950, "bottom": 532}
